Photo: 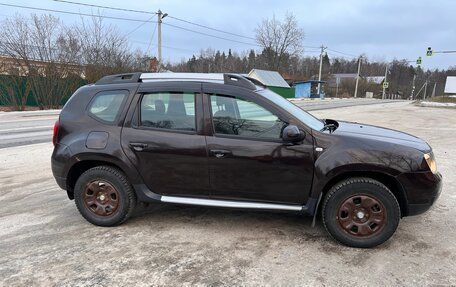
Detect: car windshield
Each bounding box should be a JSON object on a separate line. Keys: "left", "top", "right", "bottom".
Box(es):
{"left": 258, "top": 88, "right": 324, "bottom": 130}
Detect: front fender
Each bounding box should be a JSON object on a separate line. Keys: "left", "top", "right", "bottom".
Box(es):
{"left": 309, "top": 133, "right": 424, "bottom": 199}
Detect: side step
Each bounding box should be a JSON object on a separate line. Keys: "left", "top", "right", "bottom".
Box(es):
{"left": 161, "top": 196, "right": 304, "bottom": 212}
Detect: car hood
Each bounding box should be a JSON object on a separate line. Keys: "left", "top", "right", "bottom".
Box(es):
{"left": 332, "top": 120, "right": 430, "bottom": 152}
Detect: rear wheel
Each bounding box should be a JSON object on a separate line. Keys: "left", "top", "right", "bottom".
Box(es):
{"left": 322, "top": 177, "right": 400, "bottom": 248}
{"left": 74, "top": 166, "right": 136, "bottom": 226}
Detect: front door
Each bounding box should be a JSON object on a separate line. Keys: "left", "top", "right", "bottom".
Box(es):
{"left": 122, "top": 83, "right": 210, "bottom": 197}
{"left": 204, "top": 90, "right": 315, "bottom": 204}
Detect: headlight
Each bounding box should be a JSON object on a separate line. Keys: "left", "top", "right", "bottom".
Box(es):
{"left": 424, "top": 153, "right": 437, "bottom": 173}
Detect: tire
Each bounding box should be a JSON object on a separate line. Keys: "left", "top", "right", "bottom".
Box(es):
{"left": 74, "top": 166, "right": 136, "bottom": 226}
{"left": 322, "top": 177, "right": 400, "bottom": 248}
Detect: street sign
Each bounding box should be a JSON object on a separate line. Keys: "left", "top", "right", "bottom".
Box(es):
{"left": 426, "top": 47, "right": 433, "bottom": 57}
{"left": 416, "top": 57, "right": 422, "bottom": 65}
{"left": 383, "top": 82, "right": 389, "bottom": 89}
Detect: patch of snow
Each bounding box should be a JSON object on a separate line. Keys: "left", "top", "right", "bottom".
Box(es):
{"left": 419, "top": 101, "right": 456, "bottom": 108}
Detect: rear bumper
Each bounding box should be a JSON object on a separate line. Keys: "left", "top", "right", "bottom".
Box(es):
{"left": 54, "top": 175, "right": 67, "bottom": 190}
{"left": 397, "top": 171, "right": 442, "bottom": 216}
{"left": 51, "top": 143, "right": 73, "bottom": 191}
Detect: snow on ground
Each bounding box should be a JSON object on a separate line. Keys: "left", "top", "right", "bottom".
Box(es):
{"left": 419, "top": 101, "right": 456, "bottom": 108}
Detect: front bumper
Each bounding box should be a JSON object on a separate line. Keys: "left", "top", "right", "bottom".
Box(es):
{"left": 396, "top": 171, "right": 442, "bottom": 216}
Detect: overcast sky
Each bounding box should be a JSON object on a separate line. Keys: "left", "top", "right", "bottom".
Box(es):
{"left": 1, "top": 0, "right": 455, "bottom": 70}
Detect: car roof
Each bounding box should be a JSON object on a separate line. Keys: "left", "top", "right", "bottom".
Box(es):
{"left": 95, "top": 72, "right": 265, "bottom": 91}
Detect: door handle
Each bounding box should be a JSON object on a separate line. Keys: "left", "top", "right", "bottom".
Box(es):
{"left": 210, "top": 149, "right": 231, "bottom": 158}
{"left": 129, "top": 142, "right": 148, "bottom": 151}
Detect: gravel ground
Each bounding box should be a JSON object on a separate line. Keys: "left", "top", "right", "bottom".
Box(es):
{"left": 0, "top": 101, "right": 455, "bottom": 286}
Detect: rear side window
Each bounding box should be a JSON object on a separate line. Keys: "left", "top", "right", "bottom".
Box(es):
{"left": 88, "top": 91, "right": 128, "bottom": 123}
{"left": 140, "top": 92, "right": 196, "bottom": 131}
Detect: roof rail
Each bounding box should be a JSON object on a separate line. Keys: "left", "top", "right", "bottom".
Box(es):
{"left": 95, "top": 73, "right": 142, "bottom": 85}
{"left": 223, "top": 73, "right": 257, "bottom": 90}
{"left": 140, "top": 72, "right": 224, "bottom": 81}
{"left": 244, "top": 76, "right": 266, "bottom": 88}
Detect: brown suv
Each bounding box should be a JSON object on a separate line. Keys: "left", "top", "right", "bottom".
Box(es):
{"left": 51, "top": 73, "right": 442, "bottom": 248}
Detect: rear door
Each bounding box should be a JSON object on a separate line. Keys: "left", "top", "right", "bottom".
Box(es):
{"left": 121, "top": 82, "right": 211, "bottom": 197}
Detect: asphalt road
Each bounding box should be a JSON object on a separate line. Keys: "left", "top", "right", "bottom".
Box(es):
{"left": 0, "top": 110, "right": 59, "bottom": 149}
{"left": 0, "top": 101, "right": 454, "bottom": 286}
{"left": 0, "top": 99, "right": 402, "bottom": 149}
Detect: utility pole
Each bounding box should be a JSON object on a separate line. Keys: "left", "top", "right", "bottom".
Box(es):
{"left": 382, "top": 64, "right": 388, "bottom": 100}
{"left": 317, "top": 45, "right": 327, "bottom": 97}
{"left": 157, "top": 9, "right": 168, "bottom": 72}
{"left": 336, "top": 78, "right": 340, "bottom": 98}
{"left": 423, "top": 80, "right": 428, "bottom": 100}
{"left": 354, "top": 56, "right": 362, "bottom": 98}
{"left": 410, "top": 74, "right": 416, "bottom": 99}
{"left": 431, "top": 82, "right": 437, "bottom": 98}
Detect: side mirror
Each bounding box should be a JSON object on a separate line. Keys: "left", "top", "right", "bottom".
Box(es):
{"left": 282, "top": 125, "right": 305, "bottom": 143}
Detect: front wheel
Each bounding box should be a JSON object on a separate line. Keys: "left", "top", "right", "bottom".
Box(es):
{"left": 322, "top": 177, "right": 400, "bottom": 248}
{"left": 74, "top": 166, "right": 136, "bottom": 226}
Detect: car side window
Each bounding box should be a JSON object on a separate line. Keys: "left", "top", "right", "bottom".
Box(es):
{"left": 210, "top": 94, "right": 287, "bottom": 139}
{"left": 140, "top": 92, "right": 196, "bottom": 131}
{"left": 88, "top": 90, "right": 128, "bottom": 123}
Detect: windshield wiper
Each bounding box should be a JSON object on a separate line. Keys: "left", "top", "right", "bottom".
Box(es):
{"left": 321, "top": 119, "right": 337, "bottom": 133}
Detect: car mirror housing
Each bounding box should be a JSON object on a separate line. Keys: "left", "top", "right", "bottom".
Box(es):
{"left": 282, "top": 125, "right": 305, "bottom": 143}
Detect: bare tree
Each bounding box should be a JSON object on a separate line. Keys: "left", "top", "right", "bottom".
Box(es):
{"left": 255, "top": 13, "right": 304, "bottom": 71}
{"left": 0, "top": 14, "right": 83, "bottom": 109}
{"left": 70, "top": 16, "right": 136, "bottom": 83}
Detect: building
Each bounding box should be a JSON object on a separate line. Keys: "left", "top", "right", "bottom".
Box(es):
{"left": 294, "top": 80, "right": 326, "bottom": 98}
{"left": 444, "top": 76, "right": 456, "bottom": 94}
{"left": 247, "top": 69, "right": 294, "bottom": 98}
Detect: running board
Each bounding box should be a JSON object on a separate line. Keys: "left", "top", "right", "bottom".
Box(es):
{"left": 161, "top": 196, "right": 304, "bottom": 212}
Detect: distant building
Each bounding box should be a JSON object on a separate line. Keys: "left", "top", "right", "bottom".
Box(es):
{"left": 444, "top": 76, "right": 456, "bottom": 93}
{"left": 365, "top": 76, "right": 385, "bottom": 85}
{"left": 0, "top": 55, "right": 85, "bottom": 78}
{"left": 247, "top": 69, "right": 294, "bottom": 98}
{"left": 327, "top": 73, "right": 385, "bottom": 88}
{"left": 294, "top": 80, "right": 326, "bottom": 99}
{"left": 327, "top": 73, "right": 358, "bottom": 87}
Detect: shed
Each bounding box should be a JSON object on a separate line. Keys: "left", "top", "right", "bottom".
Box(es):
{"left": 247, "top": 69, "right": 294, "bottom": 98}
{"left": 294, "top": 80, "right": 326, "bottom": 99}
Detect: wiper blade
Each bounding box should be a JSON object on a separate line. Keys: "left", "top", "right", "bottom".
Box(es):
{"left": 321, "top": 124, "right": 336, "bottom": 132}
{"left": 321, "top": 119, "right": 337, "bottom": 133}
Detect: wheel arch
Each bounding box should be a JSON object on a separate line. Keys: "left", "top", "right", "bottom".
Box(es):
{"left": 66, "top": 160, "right": 129, "bottom": 200}
{"left": 318, "top": 171, "right": 408, "bottom": 217}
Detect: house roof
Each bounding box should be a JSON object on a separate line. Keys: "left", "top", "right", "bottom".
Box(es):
{"left": 332, "top": 73, "right": 358, "bottom": 79}
{"left": 294, "top": 80, "right": 326, "bottom": 84}
{"left": 365, "top": 76, "right": 385, "bottom": 84}
{"left": 247, "top": 69, "right": 290, "bottom": 88}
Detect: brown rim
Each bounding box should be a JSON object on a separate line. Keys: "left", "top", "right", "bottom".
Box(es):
{"left": 83, "top": 180, "right": 120, "bottom": 217}
{"left": 337, "top": 194, "right": 387, "bottom": 237}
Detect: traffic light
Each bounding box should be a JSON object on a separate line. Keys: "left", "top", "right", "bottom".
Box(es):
{"left": 416, "top": 57, "right": 422, "bottom": 65}
{"left": 426, "top": 47, "right": 433, "bottom": 56}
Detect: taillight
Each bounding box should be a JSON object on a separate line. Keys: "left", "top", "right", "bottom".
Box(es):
{"left": 53, "top": 119, "right": 59, "bottom": 146}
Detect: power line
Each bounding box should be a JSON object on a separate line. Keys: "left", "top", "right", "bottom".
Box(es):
{"left": 52, "top": 0, "right": 157, "bottom": 15}
{"left": 0, "top": 3, "right": 156, "bottom": 23}
{"left": 163, "top": 22, "right": 260, "bottom": 47}
{"left": 327, "top": 48, "right": 358, "bottom": 57}
{"left": 52, "top": 0, "right": 257, "bottom": 42}
{"left": 166, "top": 15, "right": 255, "bottom": 41}
{"left": 326, "top": 52, "right": 357, "bottom": 60}
{"left": 125, "top": 16, "right": 155, "bottom": 37}
{"left": 131, "top": 40, "right": 198, "bottom": 54}
{"left": 146, "top": 23, "right": 158, "bottom": 56}
{"left": 7, "top": 1, "right": 362, "bottom": 59}
{"left": 8, "top": 2, "right": 259, "bottom": 47}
